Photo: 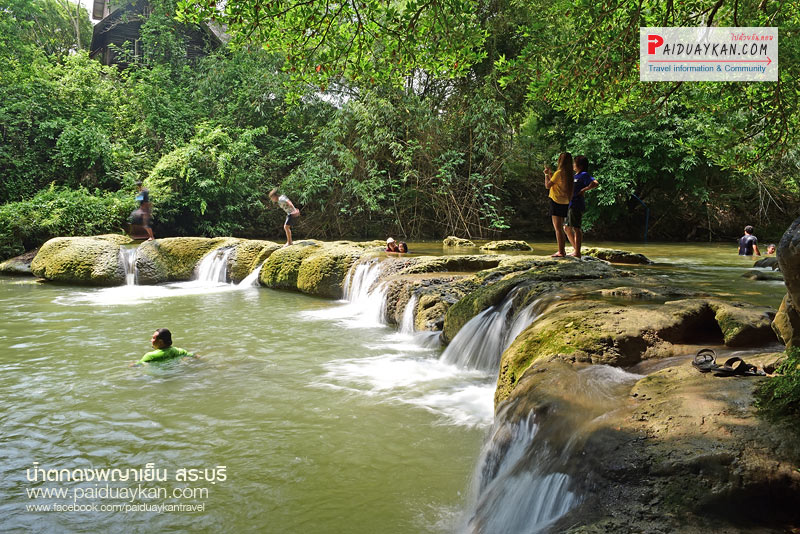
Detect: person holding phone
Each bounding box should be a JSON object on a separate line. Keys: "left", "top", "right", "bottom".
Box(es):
{"left": 544, "top": 153, "right": 574, "bottom": 257}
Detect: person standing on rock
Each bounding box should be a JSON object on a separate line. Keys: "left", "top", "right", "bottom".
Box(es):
{"left": 270, "top": 189, "right": 300, "bottom": 247}
{"left": 738, "top": 225, "right": 761, "bottom": 256}
{"left": 544, "top": 152, "right": 574, "bottom": 257}
{"left": 565, "top": 155, "right": 599, "bottom": 258}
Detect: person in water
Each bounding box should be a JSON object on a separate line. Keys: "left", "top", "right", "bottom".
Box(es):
{"left": 133, "top": 328, "right": 193, "bottom": 365}
{"left": 397, "top": 242, "right": 408, "bottom": 253}
{"left": 564, "top": 155, "right": 599, "bottom": 258}
{"left": 767, "top": 243, "right": 776, "bottom": 255}
{"left": 544, "top": 152, "right": 574, "bottom": 257}
{"left": 386, "top": 237, "right": 400, "bottom": 252}
{"left": 269, "top": 188, "right": 300, "bottom": 247}
{"left": 738, "top": 225, "right": 761, "bottom": 256}
{"left": 129, "top": 181, "right": 154, "bottom": 241}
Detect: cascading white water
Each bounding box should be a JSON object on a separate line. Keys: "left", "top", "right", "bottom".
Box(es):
{"left": 195, "top": 247, "right": 235, "bottom": 283}
{"left": 464, "top": 410, "right": 579, "bottom": 534}
{"left": 440, "top": 291, "right": 555, "bottom": 372}
{"left": 119, "top": 246, "right": 139, "bottom": 286}
{"left": 238, "top": 261, "right": 264, "bottom": 287}
{"left": 399, "top": 295, "right": 418, "bottom": 334}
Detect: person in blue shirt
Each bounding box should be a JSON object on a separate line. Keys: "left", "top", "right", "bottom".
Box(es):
{"left": 565, "top": 155, "right": 599, "bottom": 258}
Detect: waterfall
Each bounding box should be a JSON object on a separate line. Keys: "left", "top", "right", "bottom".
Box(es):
{"left": 441, "top": 291, "right": 555, "bottom": 372}
{"left": 399, "top": 295, "right": 418, "bottom": 334}
{"left": 195, "top": 247, "right": 234, "bottom": 283}
{"left": 464, "top": 410, "right": 579, "bottom": 534}
{"left": 238, "top": 261, "right": 264, "bottom": 287}
{"left": 340, "top": 259, "right": 389, "bottom": 326}
{"left": 119, "top": 246, "right": 139, "bottom": 286}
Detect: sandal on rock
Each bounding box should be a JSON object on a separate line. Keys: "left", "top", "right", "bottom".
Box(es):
{"left": 692, "top": 349, "right": 719, "bottom": 373}
{"left": 741, "top": 363, "right": 767, "bottom": 377}
{"left": 713, "top": 357, "right": 748, "bottom": 377}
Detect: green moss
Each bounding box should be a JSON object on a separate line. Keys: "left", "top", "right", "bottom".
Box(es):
{"left": 259, "top": 240, "right": 323, "bottom": 290}
{"left": 136, "top": 237, "right": 240, "bottom": 284}
{"left": 443, "top": 236, "right": 476, "bottom": 247}
{"left": 480, "top": 240, "right": 532, "bottom": 251}
{"left": 398, "top": 255, "right": 503, "bottom": 275}
{"left": 756, "top": 347, "right": 800, "bottom": 420}
{"left": 230, "top": 240, "right": 281, "bottom": 283}
{"left": 297, "top": 245, "right": 364, "bottom": 298}
{"left": 30, "top": 235, "right": 133, "bottom": 286}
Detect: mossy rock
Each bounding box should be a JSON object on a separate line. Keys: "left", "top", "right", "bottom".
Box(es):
{"left": 582, "top": 247, "right": 652, "bottom": 264}
{"left": 135, "top": 237, "right": 240, "bottom": 284}
{"left": 442, "top": 258, "right": 621, "bottom": 342}
{"left": 495, "top": 297, "right": 779, "bottom": 404}
{"left": 0, "top": 249, "right": 38, "bottom": 276}
{"left": 773, "top": 294, "right": 800, "bottom": 349}
{"left": 259, "top": 240, "right": 323, "bottom": 290}
{"left": 480, "top": 240, "right": 532, "bottom": 251}
{"left": 297, "top": 244, "right": 366, "bottom": 298}
{"left": 31, "top": 235, "right": 133, "bottom": 286}
{"left": 230, "top": 240, "right": 281, "bottom": 283}
{"left": 443, "top": 236, "right": 476, "bottom": 248}
{"left": 398, "top": 255, "right": 503, "bottom": 275}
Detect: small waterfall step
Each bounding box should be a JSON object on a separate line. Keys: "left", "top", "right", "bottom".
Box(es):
{"left": 196, "top": 247, "right": 235, "bottom": 283}
{"left": 119, "top": 245, "right": 140, "bottom": 286}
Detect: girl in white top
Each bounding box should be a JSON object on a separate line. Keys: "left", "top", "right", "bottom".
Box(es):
{"left": 269, "top": 188, "right": 301, "bottom": 246}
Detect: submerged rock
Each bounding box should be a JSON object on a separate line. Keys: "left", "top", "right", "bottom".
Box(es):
{"left": 742, "top": 269, "right": 784, "bottom": 281}
{"left": 31, "top": 235, "right": 133, "bottom": 286}
{"left": 481, "top": 240, "right": 532, "bottom": 251}
{"left": 582, "top": 247, "right": 652, "bottom": 264}
{"left": 442, "top": 236, "right": 476, "bottom": 248}
{"left": 0, "top": 249, "right": 38, "bottom": 276}
{"left": 753, "top": 256, "right": 780, "bottom": 270}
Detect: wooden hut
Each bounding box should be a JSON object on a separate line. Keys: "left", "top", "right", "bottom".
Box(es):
{"left": 89, "top": 0, "right": 224, "bottom": 66}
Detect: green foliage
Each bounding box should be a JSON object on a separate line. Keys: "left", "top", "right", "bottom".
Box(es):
{"left": 756, "top": 348, "right": 800, "bottom": 421}
{"left": 0, "top": 0, "right": 92, "bottom": 61}
{"left": 176, "top": 0, "right": 487, "bottom": 98}
{"left": 0, "top": 186, "right": 135, "bottom": 260}
{"left": 285, "top": 88, "right": 511, "bottom": 238}
{"left": 145, "top": 123, "right": 301, "bottom": 237}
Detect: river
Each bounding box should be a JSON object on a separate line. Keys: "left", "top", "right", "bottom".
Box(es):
{"left": 0, "top": 241, "right": 785, "bottom": 533}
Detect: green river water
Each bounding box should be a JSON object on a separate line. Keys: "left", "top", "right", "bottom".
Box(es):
{"left": 0, "top": 241, "right": 786, "bottom": 533}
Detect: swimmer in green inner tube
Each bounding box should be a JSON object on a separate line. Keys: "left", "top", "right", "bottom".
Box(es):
{"left": 132, "top": 328, "right": 195, "bottom": 366}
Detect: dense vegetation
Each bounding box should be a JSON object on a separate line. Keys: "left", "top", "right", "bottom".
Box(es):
{"left": 756, "top": 347, "right": 800, "bottom": 421}
{"left": 0, "top": 0, "right": 798, "bottom": 260}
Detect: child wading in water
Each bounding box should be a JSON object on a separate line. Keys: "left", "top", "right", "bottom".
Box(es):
{"left": 270, "top": 189, "right": 301, "bottom": 247}
{"left": 133, "top": 328, "right": 194, "bottom": 366}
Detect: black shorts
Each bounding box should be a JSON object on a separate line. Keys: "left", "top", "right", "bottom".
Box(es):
{"left": 565, "top": 207, "right": 583, "bottom": 228}
{"left": 284, "top": 213, "right": 299, "bottom": 227}
{"left": 548, "top": 199, "right": 569, "bottom": 218}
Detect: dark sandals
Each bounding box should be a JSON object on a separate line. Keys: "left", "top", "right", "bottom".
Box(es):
{"left": 691, "top": 350, "right": 767, "bottom": 377}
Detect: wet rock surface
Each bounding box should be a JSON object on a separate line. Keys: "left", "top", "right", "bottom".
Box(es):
{"left": 582, "top": 247, "right": 653, "bottom": 264}
{"left": 30, "top": 235, "right": 133, "bottom": 286}
{"left": 512, "top": 355, "right": 800, "bottom": 534}
{"left": 442, "top": 236, "right": 476, "bottom": 248}
{"left": 480, "top": 240, "right": 533, "bottom": 251}
{"left": 496, "top": 295, "right": 778, "bottom": 404}
{"left": 135, "top": 237, "right": 241, "bottom": 284}
{"left": 0, "top": 249, "right": 38, "bottom": 275}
